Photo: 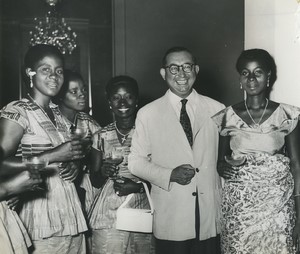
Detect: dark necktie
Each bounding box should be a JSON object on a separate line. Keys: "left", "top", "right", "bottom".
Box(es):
{"left": 180, "top": 99, "right": 193, "bottom": 147}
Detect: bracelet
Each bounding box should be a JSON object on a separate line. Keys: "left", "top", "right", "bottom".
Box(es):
{"left": 294, "top": 194, "right": 300, "bottom": 197}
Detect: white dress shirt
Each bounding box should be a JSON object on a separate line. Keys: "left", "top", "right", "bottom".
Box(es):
{"left": 166, "top": 89, "right": 197, "bottom": 131}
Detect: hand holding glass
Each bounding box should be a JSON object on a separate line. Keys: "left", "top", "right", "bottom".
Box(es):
{"left": 224, "top": 155, "right": 246, "bottom": 166}
{"left": 23, "top": 156, "right": 49, "bottom": 190}
{"left": 68, "top": 127, "right": 88, "bottom": 140}
{"left": 104, "top": 149, "right": 124, "bottom": 179}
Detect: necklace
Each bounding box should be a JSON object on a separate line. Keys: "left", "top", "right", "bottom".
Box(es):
{"left": 27, "top": 93, "right": 57, "bottom": 127}
{"left": 114, "top": 122, "right": 132, "bottom": 144}
{"left": 244, "top": 98, "right": 269, "bottom": 128}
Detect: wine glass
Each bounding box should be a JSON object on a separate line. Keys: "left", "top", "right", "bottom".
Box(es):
{"left": 68, "top": 126, "right": 88, "bottom": 140}
{"left": 23, "top": 156, "right": 49, "bottom": 171}
{"left": 105, "top": 148, "right": 124, "bottom": 179}
{"left": 23, "top": 156, "right": 49, "bottom": 191}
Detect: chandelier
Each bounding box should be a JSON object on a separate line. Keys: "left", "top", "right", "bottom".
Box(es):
{"left": 29, "top": 0, "right": 77, "bottom": 54}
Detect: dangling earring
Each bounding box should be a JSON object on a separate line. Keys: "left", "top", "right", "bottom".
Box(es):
{"left": 267, "top": 79, "right": 270, "bottom": 87}
{"left": 109, "top": 106, "right": 112, "bottom": 110}
{"left": 30, "top": 76, "right": 33, "bottom": 88}
{"left": 240, "top": 82, "right": 243, "bottom": 89}
{"left": 135, "top": 104, "right": 138, "bottom": 108}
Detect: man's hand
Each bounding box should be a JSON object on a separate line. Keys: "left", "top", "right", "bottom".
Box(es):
{"left": 170, "top": 164, "right": 195, "bottom": 185}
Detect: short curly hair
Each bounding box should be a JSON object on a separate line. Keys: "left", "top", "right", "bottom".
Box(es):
{"left": 236, "top": 48, "right": 277, "bottom": 89}
{"left": 24, "top": 44, "right": 64, "bottom": 69}
{"left": 54, "top": 69, "right": 84, "bottom": 103}
{"left": 23, "top": 44, "right": 64, "bottom": 89}
{"left": 105, "top": 75, "right": 139, "bottom": 99}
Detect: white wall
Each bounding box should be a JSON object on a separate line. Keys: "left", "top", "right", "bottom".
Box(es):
{"left": 245, "top": 0, "right": 300, "bottom": 106}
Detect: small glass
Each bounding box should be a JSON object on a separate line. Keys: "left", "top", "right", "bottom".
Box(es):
{"left": 224, "top": 155, "right": 246, "bottom": 166}
{"left": 104, "top": 147, "right": 124, "bottom": 179}
{"left": 23, "top": 156, "right": 49, "bottom": 191}
{"left": 68, "top": 126, "right": 88, "bottom": 140}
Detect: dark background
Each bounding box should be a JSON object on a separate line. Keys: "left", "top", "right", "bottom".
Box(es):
{"left": 0, "top": 0, "right": 244, "bottom": 126}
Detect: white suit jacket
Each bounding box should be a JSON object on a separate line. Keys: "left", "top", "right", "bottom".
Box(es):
{"left": 128, "top": 90, "right": 225, "bottom": 241}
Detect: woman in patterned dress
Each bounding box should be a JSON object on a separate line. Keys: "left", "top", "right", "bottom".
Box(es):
{"left": 0, "top": 44, "right": 89, "bottom": 253}
{"left": 54, "top": 69, "right": 101, "bottom": 215}
{"left": 212, "top": 48, "right": 300, "bottom": 254}
{"left": 88, "top": 75, "right": 154, "bottom": 254}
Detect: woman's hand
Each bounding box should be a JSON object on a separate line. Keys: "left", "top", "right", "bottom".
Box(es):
{"left": 6, "top": 196, "right": 20, "bottom": 210}
{"left": 101, "top": 161, "right": 119, "bottom": 178}
{"left": 3, "top": 169, "right": 43, "bottom": 209}
{"left": 113, "top": 177, "right": 142, "bottom": 196}
{"left": 217, "top": 160, "right": 239, "bottom": 179}
{"left": 4, "top": 169, "right": 42, "bottom": 195}
{"left": 45, "top": 140, "right": 87, "bottom": 163}
{"left": 59, "top": 161, "right": 80, "bottom": 182}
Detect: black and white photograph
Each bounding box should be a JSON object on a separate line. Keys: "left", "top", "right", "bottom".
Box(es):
{"left": 1, "top": 1, "right": 300, "bottom": 254}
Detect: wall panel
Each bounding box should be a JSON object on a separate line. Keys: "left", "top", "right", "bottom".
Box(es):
{"left": 113, "top": 0, "right": 245, "bottom": 108}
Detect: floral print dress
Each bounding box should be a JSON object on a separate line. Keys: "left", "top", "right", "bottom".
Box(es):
{"left": 212, "top": 103, "right": 300, "bottom": 254}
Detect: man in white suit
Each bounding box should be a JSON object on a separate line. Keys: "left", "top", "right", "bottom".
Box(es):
{"left": 128, "top": 47, "right": 224, "bottom": 254}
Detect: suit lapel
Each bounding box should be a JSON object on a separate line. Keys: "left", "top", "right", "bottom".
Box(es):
{"left": 192, "top": 95, "right": 211, "bottom": 142}
{"left": 160, "top": 95, "right": 193, "bottom": 150}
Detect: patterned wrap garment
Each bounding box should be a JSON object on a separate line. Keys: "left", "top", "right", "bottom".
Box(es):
{"left": 0, "top": 202, "right": 32, "bottom": 254}
{"left": 0, "top": 99, "right": 88, "bottom": 240}
{"left": 88, "top": 122, "right": 150, "bottom": 229}
{"left": 88, "top": 123, "right": 154, "bottom": 254}
{"left": 212, "top": 103, "right": 300, "bottom": 254}
{"left": 61, "top": 111, "right": 101, "bottom": 214}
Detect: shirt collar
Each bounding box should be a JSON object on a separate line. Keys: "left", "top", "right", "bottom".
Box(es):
{"left": 167, "top": 89, "right": 197, "bottom": 107}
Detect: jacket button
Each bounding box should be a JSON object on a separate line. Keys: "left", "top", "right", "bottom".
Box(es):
{"left": 192, "top": 192, "right": 197, "bottom": 196}
{"left": 196, "top": 168, "right": 199, "bottom": 172}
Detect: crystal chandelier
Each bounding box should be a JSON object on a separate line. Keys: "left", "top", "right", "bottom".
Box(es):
{"left": 29, "top": 0, "right": 77, "bottom": 54}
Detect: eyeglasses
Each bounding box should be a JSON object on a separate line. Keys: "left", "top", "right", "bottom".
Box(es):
{"left": 164, "top": 63, "right": 195, "bottom": 75}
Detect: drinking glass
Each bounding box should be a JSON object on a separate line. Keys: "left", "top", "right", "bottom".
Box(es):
{"left": 68, "top": 126, "right": 88, "bottom": 140}
{"left": 224, "top": 155, "right": 246, "bottom": 166}
{"left": 23, "top": 156, "right": 49, "bottom": 191}
{"left": 105, "top": 148, "right": 124, "bottom": 179}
